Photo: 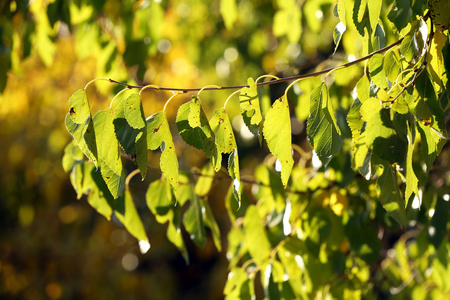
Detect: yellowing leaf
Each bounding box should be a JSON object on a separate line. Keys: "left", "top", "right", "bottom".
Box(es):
{"left": 243, "top": 205, "right": 271, "bottom": 266}
{"left": 240, "top": 77, "right": 262, "bottom": 126}
{"left": 263, "top": 95, "right": 294, "bottom": 187}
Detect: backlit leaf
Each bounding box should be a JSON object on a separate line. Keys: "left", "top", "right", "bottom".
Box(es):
{"left": 201, "top": 198, "right": 222, "bottom": 251}
{"left": 116, "top": 188, "right": 148, "bottom": 242}
{"left": 263, "top": 94, "right": 294, "bottom": 187}
{"left": 400, "top": 21, "right": 419, "bottom": 62}
{"left": 377, "top": 163, "right": 406, "bottom": 225}
{"left": 307, "top": 84, "right": 343, "bottom": 167}
{"left": 405, "top": 121, "right": 419, "bottom": 204}
{"left": 68, "top": 89, "right": 90, "bottom": 124}
{"left": 220, "top": 0, "right": 237, "bottom": 30}
{"left": 147, "top": 111, "right": 179, "bottom": 191}
{"left": 93, "top": 109, "right": 124, "bottom": 199}
{"left": 65, "top": 113, "right": 98, "bottom": 166}
{"left": 228, "top": 149, "right": 241, "bottom": 206}
{"left": 368, "top": 54, "right": 388, "bottom": 89}
{"left": 387, "top": 0, "right": 413, "bottom": 32}
{"left": 194, "top": 163, "right": 215, "bottom": 197}
{"left": 243, "top": 205, "right": 271, "bottom": 266}
{"left": 183, "top": 189, "right": 206, "bottom": 247}
{"left": 124, "top": 94, "right": 146, "bottom": 129}
{"left": 210, "top": 108, "right": 236, "bottom": 154}
{"left": 240, "top": 77, "right": 262, "bottom": 127}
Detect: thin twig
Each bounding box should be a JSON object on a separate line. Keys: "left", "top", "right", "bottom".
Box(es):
{"left": 108, "top": 39, "right": 403, "bottom": 93}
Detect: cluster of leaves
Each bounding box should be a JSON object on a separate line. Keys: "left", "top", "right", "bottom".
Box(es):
{"left": 60, "top": 0, "right": 450, "bottom": 298}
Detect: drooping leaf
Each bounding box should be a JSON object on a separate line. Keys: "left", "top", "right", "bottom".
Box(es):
{"left": 243, "top": 205, "right": 271, "bottom": 266}
{"left": 62, "top": 140, "right": 84, "bottom": 172}
{"left": 417, "top": 122, "right": 446, "bottom": 171}
{"left": 387, "top": 0, "right": 413, "bottom": 32}
{"left": 333, "top": 21, "right": 346, "bottom": 53}
{"left": 115, "top": 188, "right": 148, "bottom": 242}
{"left": 183, "top": 189, "right": 206, "bottom": 247}
{"left": 224, "top": 267, "right": 254, "bottom": 300}
{"left": 65, "top": 113, "right": 98, "bottom": 166}
{"left": 347, "top": 98, "right": 369, "bottom": 170}
{"left": 306, "top": 84, "right": 343, "bottom": 167}
{"left": 68, "top": 89, "right": 91, "bottom": 124}
{"left": 360, "top": 97, "right": 381, "bottom": 122}
{"left": 93, "top": 109, "right": 125, "bottom": 199}
{"left": 240, "top": 77, "right": 262, "bottom": 128}
{"left": 384, "top": 50, "right": 401, "bottom": 82}
{"left": 367, "top": 0, "right": 382, "bottom": 34}
{"left": 263, "top": 94, "right": 294, "bottom": 187}
{"left": 210, "top": 108, "right": 237, "bottom": 154}
{"left": 405, "top": 121, "right": 419, "bottom": 204}
{"left": 400, "top": 21, "right": 419, "bottom": 62}
{"left": 372, "top": 23, "right": 385, "bottom": 51}
{"left": 176, "top": 97, "right": 222, "bottom": 171}
{"left": 201, "top": 198, "right": 222, "bottom": 252}
{"left": 147, "top": 111, "right": 179, "bottom": 191}
{"left": 228, "top": 148, "right": 241, "bottom": 206}
{"left": 146, "top": 177, "right": 174, "bottom": 218}
{"left": 368, "top": 54, "right": 388, "bottom": 90}
{"left": 194, "top": 163, "right": 215, "bottom": 197}
{"left": 124, "top": 94, "right": 146, "bottom": 129}
{"left": 377, "top": 162, "right": 406, "bottom": 225}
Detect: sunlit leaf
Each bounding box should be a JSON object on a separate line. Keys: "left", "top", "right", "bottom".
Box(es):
{"left": 387, "top": 0, "right": 413, "bottom": 32}
{"left": 377, "top": 163, "right": 406, "bottom": 225}
{"left": 368, "top": 54, "right": 388, "bottom": 90}
{"left": 405, "top": 121, "right": 419, "bottom": 204}
{"left": 194, "top": 163, "right": 215, "bottom": 197}
{"left": 146, "top": 178, "right": 174, "bottom": 217}
{"left": 400, "top": 21, "right": 419, "bottom": 62}
{"left": 243, "top": 205, "right": 271, "bottom": 266}
{"left": 183, "top": 187, "right": 206, "bottom": 247}
{"left": 263, "top": 94, "right": 294, "bottom": 187}
{"left": 240, "top": 77, "right": 262, "bottom": 127}
{"left": 116, "top": 188, "right": 148, "bottom": 242}
{"left": 201, "top": 198, "right": 222, "bottom": 251}
{"left": 93, "top": 109, "right": 125, "bottom": 198}
{"left": 65, "top": 113, "right": 98, "bottom": 166}
{"left": 307, "top": 84, "right": 343, "bottom": 167}
{"left": 228, "top": 149, "right": 241, "bottom": 205}
{"left": 210, "top": 108, "right": 236, "bottom": 154}
{"left": 147, "top": 111, "right": 179, "bottom": 190}
{"left": 68, "top": 89, "right": 90, "bottom": 124}
{"left": 124, "top": 94, "right": 146, "bottom": 129}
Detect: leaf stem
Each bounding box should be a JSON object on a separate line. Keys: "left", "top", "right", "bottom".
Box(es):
{"left": 223, "top": 89, "right": 241, "bottom": 110}
{"left": 139, "top": 84, "right": 161, "bottom": 96}
{"left": 255, "top": 74, "right": 280, "bottom": 84}
{"left": 125, "top": 169, "right": 142, "bottom": 187}
{"left": 163, "top": 92, "right": 184, "bottom": 112}
{"left": 109, "top": 87, "right": 132, "bottom": 109}
{"left": 84, "top": 78, "right": 110, "bottom": 91}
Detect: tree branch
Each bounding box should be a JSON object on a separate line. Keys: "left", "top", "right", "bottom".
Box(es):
{"left": 108, "top": 38, "right": 404, "bottom": 93}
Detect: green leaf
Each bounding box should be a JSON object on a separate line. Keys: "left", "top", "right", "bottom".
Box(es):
{"left": 146, "top": 178, "right": 174, "bottom": 218}
{"left": 117, "top": 188, "right": 148, "bottom": 242}
{"left": 352, "top": 0, "right": 368, "bottom": 36}
{"left": 372, "top": 23, "right": 386, "bottom": 51}
{"left": 124, "top": 94, "right": 146, "bottom": 129}
{"left": 65, "top": 113, "right": 98, "bottom": 166}
{"left": 62, "top": 140, "right": 84, "bottom": 172}
{"left": 368, "top": 53, "right": 388, "bottom": 89}
{"left": 224, "top": 267, "right": 254, "bottom": 299}
{"left": 368, "top": 0, "right": 382, "bottom": 34}
{"left": 112, "top": 96, "right": 144, "bottom": 156}
{"left": 356, "top": 75, "right": 370, "bottom": 103}
{"left": 263, "top": 95, "right": 294, "bottom": 187}
{"left": 365, "top": 109, "right": 407, "bottom": 164}
{"left": 400, "top": 21, "right": 419, "bottom": 62}
{"left": 220, "top": 0, "right": 238, "bottom": 30}
{"left": 183, "top": 190, "right": 206, "bottom": 247}
{"left": 387, "top": 0, "right": 412, "bottom": 32}
{"left": 384, "top": 50, "right": 401, "bottom": 82}
{"left": 93, "top": 110, "right": 125, "bottom": 199}
{"left": 360, "top": 97, "right": 381, "bottom": 122}
{"left": 228, "top": 149, "right": 241, "bottom": 206}
{"left": 333, "top": 21, "right": 346, "bottom": 53}
{"left": 240, "top": 77, "right": 262, "bottom": 128}
{"left": 347, "top": 98, "right": 370, "bottom": 170}
{"left": 345, "top": 214, "right": 381, "bottom": 264}
{"left": 377, "top": 163, "right": 406, "bottom": 225}
{"left": 405, "top": 121, "right": 419, "bottom": 204}
{"left": 243, "top": 205, "right": 271, "bottom": 266}
{"left": 210, "top": 108, "right": 237, "bottom": 154}
{"left": 306, "top": 84, "right": 343, "bottom": 166}
{"left": 417, "top": 122, "right": 446, "bottom": 171}
{"left": 194, "top": 163, "right": 215, "bottom": 197}
{"left": 176, "top": 97, "right": 222, "bottom": 171}
{"left": 147, "top": 111, "right": 179, "bottom": 190}
{"left": 201, "top": 198, "right": 222, "bottom": 252}
{"left": 68, "top": 89, "right": 90, "bottom": 124}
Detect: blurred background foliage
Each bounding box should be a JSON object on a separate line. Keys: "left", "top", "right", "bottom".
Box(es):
{"left": 0, "top": 0, "right": 449, "bottom": 299}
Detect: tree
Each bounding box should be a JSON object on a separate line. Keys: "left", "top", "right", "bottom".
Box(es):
{"left": 2, "top": 0, "right": 449, "bottom": 298}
